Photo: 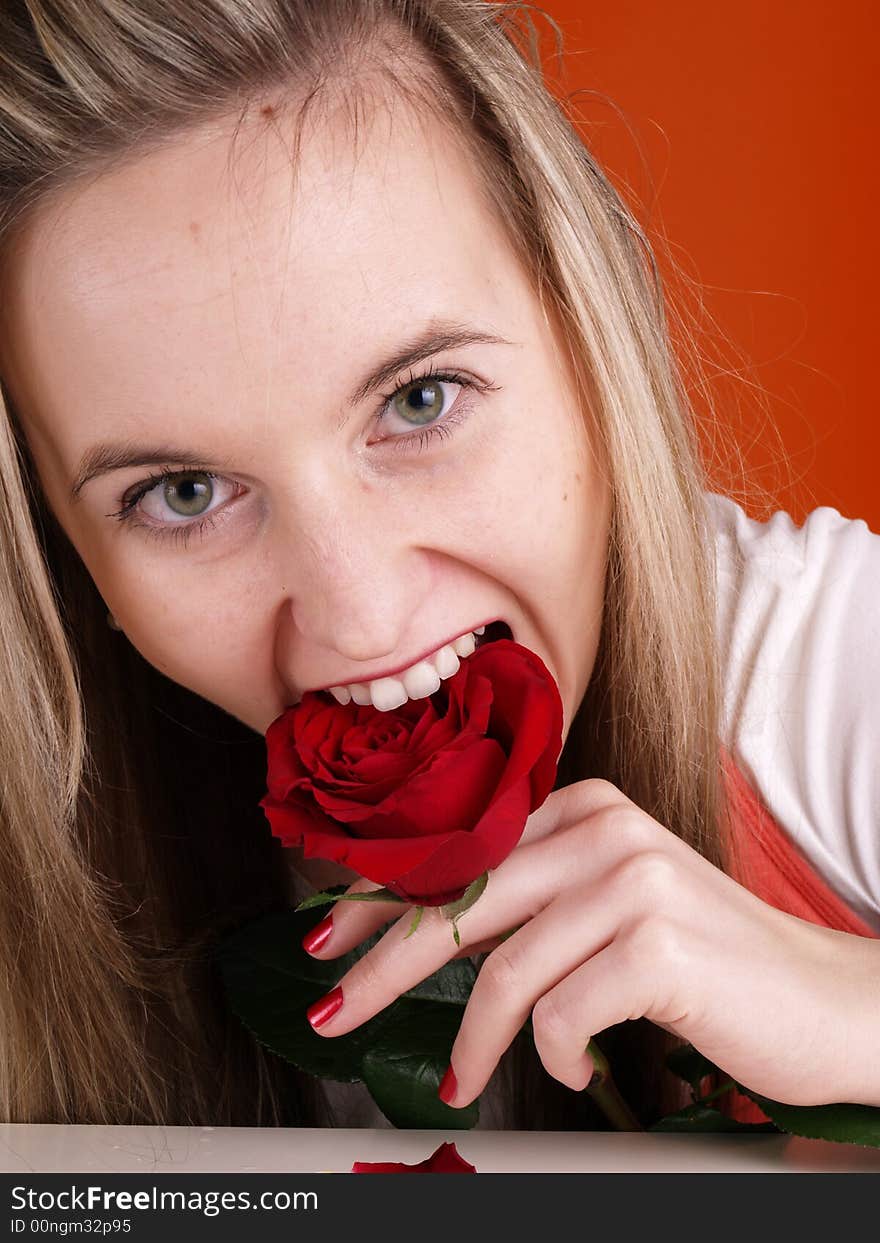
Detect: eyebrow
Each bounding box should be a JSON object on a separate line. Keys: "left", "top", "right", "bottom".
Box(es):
{"left": 69, "top": 319, "right": 514, "bottom": 503}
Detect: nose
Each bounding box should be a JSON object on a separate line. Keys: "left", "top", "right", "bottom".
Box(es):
{"left": 274, "top": 479, "right": 429, "bottom": 670}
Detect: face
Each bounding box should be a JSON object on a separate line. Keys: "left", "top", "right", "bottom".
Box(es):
{"left": 0, "top": 89, "right": 611, "bottom": 747}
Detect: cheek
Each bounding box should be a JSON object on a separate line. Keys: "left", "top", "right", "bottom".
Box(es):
{"left": 99, "top": 557, "right": 277, "bottom": 704}
{"left": 463, "top": 409, "right": 594, "bottom": 571}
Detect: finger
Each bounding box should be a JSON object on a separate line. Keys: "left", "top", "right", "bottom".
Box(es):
{"left": 438, "top": 884, "right": 623, "bottom": 1106}
{"left": 453, "top": 936, "right": 506, "bottom": 959}
{"left": 529, "top": 930, "right": 687, "bottom": 1092}
{"left": 303, "top": 799, "right": 672, "bottom": 1039}
{"left": 305, "top": 779, "right": 629, "bottom": 958}
{"left": 518, "top": 777, "right": 630, "bottom": 847}
{"left": 300, "top": 877, "right": 410, "bottom": 957}
{"left": 304, "top": 828, "right": 608, "bottom": 1038}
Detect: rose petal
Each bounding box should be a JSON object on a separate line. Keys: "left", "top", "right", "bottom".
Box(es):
{"left": 386, "top": 777, "right": 532, "bottom": 901}
{"left": 262, "top": 637, "right": 564, "bottom": 904}
{"left": 351, "top": 1140, "right": 477, "bottom": 1173}
{"left": 260, "top": 796, "right": 460, "bottom": 884}
{"left": 370, "top": 738, "right": 507, "bottom": 837}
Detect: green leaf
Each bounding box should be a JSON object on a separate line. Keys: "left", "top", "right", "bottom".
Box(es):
{"left": 214, "top": 895, "right": 483, "bottom": 1128}
{"left": 661, "top": 1045, "right": 880, "bottom": 1145}
{"left": 404, "top": 955, "right": 478, "bottom": 1005}
{"left": 294, "top": 887, "right": 406, "bottom": 912}
{"left": 664, "top": 1042, "right": 723, "bottom": 1093}
{"left": 649, "top": 1104, "right": 780, "bottom": 1133}
{"left": 214, "top": 905, "right": 398, "bottom": 1081}
{"left": 731, "top": 1084, "right": 880, "bottom": 1148}
{"left": 440, "top": 871, "right": 489, "bottom": 924}
{"left": 362, "top": 1002, "right": 479, "bottom": 1129}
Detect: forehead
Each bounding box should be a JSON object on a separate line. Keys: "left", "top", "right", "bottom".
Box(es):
{"left": 0, "top": 83, "right": 553, "bottom": 517}
{"left": 0, "top": 86, "right": 529, "bottom": 434}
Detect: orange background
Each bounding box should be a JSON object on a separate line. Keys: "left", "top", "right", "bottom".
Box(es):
{"left": 533, "top": 1, "right": 877, "bottom": 529}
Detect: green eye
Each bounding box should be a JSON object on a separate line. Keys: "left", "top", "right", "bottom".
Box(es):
{"left": 392, "top": 378, "right": 447, "bottom": 427}
{"left": 159, "top": 472, "right": 214, "bottom": 517}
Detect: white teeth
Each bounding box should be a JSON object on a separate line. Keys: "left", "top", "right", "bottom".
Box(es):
{"left": 401, "top": 659, "right": 442, "bottom": 700}
{"left": 368, "top": 677, "right": 410, "bottom": 712}
{"left": 451, "top": 632, "right": 476, "bottom": 659}
{"left": 432, "top": 642, "right": 461, "bottom": 679}
{"left": 324, "top": 627, "right": 489, "bottom": 712}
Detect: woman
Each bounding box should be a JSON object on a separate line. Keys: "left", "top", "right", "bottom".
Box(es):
{"left": 0, "top": 0, "right": 876, "bottom": 1130}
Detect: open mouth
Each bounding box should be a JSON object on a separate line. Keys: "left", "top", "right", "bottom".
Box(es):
{"left": 475, "top": 619, "right": 514, "bottom": 651}
{"left": 287, "top": 620, "right": 517, "bottom": 711}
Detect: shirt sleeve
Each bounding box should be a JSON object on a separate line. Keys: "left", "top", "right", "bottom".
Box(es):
{"left": 706, "top": 491, "right": 880, "bottom": 932}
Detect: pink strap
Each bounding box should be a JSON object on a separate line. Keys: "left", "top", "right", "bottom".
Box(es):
{"left": 720, "top": 748, "right": 878, "bottom": 938}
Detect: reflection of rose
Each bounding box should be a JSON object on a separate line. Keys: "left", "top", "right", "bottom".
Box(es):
{"left": 260, "top": 639, "right": 563, "bottom": 906}
{"left": 351, "top": 1140, "right": 477, "bottom": 1173}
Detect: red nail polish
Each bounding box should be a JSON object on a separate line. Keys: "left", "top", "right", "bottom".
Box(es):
{"left": 438, "top": 1064, "right": 457, "bottom": 1106}
{"left": 302, "top": 914, "right": 333, "bottom": 954}
{"left": 306, "top": 986, "right": 343, "bottom": 1029}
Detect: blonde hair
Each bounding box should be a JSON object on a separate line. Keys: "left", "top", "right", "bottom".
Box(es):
{"left": 0, "top": 0, "right": 746, "bottom": 1127}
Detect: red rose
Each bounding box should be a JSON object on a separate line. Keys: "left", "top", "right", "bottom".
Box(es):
{"left": 351, "top": 1140, "right": 477, "bottom": 1173}
{"left": 259, "top": 639, "right": 563, "bottom": 906}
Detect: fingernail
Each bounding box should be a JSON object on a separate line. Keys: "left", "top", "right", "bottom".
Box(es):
{"left": 306, "top": 986, "right": 343, "bottom": 1029}
{"left": 438, "top": 1064, "right": 457, "bottom": 1106}
{"left": 302, "top": 914, "right": 333, "bottom": 954}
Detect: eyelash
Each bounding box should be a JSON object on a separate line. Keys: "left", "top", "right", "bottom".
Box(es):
{"left": 106, "top": 365, "right": 486, "bottom": 548}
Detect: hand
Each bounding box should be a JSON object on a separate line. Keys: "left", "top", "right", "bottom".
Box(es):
{"left": 301, "top": 778, "right": 880, "bottom": 1109}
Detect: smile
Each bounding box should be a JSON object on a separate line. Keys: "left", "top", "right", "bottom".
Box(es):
{"left": 301, "top": 619, "right": 513, "bottom": 712}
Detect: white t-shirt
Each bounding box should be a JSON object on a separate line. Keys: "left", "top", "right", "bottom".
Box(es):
{"left": 707, "top": 491, "right": 880, "bottom": 934}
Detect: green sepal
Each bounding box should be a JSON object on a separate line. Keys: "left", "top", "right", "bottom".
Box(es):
{"left": 404, "top": 906, "right": 425, "bottom": 939}
{"left": 294, "top": 887, "right": 407, "bottom": 913}
{"left": 440, "top": 871, "right": 489, "bottom": 924}
{"left": 441, "top": 872, "right": 489, "bottom": 947}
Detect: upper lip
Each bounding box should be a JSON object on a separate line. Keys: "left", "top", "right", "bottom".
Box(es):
{"left": 301, "top": 620, "right": 501, "bottom": 695}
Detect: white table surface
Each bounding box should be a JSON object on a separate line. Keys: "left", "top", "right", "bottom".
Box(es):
{"left": 2, "top": 1125, "right": 880, "bottom": 1174}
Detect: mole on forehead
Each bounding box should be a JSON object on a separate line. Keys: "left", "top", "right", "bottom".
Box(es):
{"left": 255, "top": 53, "right": 470, "bottom": 183}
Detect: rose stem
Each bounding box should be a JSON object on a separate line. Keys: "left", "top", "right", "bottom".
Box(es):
{"left": 693, "top": 1077, "right": 736, "bottom": 1106}
{"left": 584, "top": 1039, "right": 644, "bottom": 1131}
